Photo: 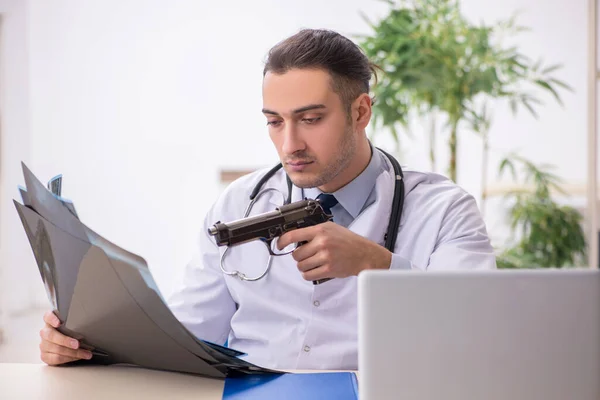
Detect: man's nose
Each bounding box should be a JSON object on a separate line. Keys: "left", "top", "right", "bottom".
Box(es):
{"left": 281, "top": 123, "right": 305, "bottom": 155}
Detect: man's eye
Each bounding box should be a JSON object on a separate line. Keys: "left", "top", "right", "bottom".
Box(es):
{"left": 302, "top": 117, "right": 321, "bottom": 124}
{"left": 267, "top": 120, "right": 282, "bottom": 127}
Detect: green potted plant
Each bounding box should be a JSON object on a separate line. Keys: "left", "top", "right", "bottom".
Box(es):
{"left": 358, "top": 0, "right": 584, "bottom": 268}
{"left": 358, "top": 0, "right": 570, "bottom": 182}
{"left": 495, "top": 154, "right": 586, "bottom": 268}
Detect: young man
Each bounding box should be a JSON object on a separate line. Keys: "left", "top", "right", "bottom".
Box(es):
{"left": 38, "top": 29, "right": 496, "bottom": 370}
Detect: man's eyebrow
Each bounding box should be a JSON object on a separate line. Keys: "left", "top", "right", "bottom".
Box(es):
{"left": 261, "top": 104, "right": 327, "bottom": 116}
{"left": 261, "top": 108, "right": 279, "bottom": 116}
{"left": 293, "top": 104, "right": 326, "bottom": 114}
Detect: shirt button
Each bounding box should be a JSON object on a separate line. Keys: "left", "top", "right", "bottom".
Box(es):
{"left": 313, "top": 300, "right": 320, "bottom": 307}
{"left": 303, "top": 345, "right": 311, "bottom": 353}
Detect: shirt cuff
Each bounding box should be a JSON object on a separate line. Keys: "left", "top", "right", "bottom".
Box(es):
{"left": 389, "top": 253, "right": 413, "bottom": 270}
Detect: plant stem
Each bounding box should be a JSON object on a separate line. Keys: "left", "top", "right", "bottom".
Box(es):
{"left": 429, "top": 111, "right": 436, "bottom": 171}
{"left": 480, "top": 127, "right": 489, "bottom": 218}
{"left": 448, "top": 117, "right": 459, "bottom": 182}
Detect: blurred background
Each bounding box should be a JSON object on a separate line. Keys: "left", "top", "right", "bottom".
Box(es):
{"left": 0, "top": 0, "right": 596, "bottom": 362}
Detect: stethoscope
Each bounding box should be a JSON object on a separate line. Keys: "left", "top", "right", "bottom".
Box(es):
{"left": 219, "top": 147, "right": 405, "bottom": 282}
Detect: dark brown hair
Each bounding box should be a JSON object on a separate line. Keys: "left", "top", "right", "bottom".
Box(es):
{"left": 263, "top": 29, "right": 378, "bottom": 112}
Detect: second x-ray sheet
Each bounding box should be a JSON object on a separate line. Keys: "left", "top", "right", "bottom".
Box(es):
{"left": 14, "top": 162, "right": 281, "bottom": 379}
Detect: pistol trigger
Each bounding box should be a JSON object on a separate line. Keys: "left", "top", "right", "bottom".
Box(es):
{"left": 263, "top": 238, "right": 276, "bottom": 255}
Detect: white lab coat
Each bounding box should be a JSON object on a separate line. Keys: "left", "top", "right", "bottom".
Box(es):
{"left": 167, "top": 150, "right": 496, "bottom": 371}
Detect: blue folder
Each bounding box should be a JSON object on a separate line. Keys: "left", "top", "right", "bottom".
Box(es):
{"left": 223, "top": 372, "right": 358, "bottom": 400}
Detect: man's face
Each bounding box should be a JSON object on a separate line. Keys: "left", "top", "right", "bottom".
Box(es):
{"left": 262, "top": 68, "right": 357, "bottom": 190}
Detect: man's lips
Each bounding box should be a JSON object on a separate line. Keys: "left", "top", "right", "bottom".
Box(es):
{"left": 286, "top": 161, "right": 314, "bottom": 171}
{"left": 287, "top": 161, "right": 313, "bottom": 166}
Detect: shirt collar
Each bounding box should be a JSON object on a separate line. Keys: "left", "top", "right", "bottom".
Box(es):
{"left": 303, "top": 144, "right": 383, "bottom": 218}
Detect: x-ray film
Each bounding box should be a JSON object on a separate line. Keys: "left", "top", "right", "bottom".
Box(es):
{"left": 13, "top": 163, "right": 282, "bottom": 379}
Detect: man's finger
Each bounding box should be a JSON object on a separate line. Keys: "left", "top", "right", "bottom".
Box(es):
{"left": 43, "top": 311, "right": 61, "bottom": 328}
{"left": 301, "top": 265, "right": 331, "bottom": 282}
{"left": 40, "top": 340, "right": 92, "bottom": 360}
{"left": 297, "top": 253, "right": 327, "bottom": 273}
{"left": 278, "top": 225, "right": 319, "bottom": 250}
{"left": 41, "top": 352, "right": 79, "bottom": 366}
{"left": 291, "top": 240, "right": 319, "bottom": 262}
{"left": 40, "top": 324, "right": 79, "bottom": 350}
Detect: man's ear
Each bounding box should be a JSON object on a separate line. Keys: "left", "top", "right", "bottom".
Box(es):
{"left": 352, "top": 93, "right": 372, "bottom": 131}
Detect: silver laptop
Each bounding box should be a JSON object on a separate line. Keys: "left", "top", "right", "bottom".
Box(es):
{"left": 358, "top": 269, "right": 600, "bottom": 400}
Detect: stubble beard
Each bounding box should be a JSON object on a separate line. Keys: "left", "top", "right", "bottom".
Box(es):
{"left": 291, "top": 126, "right": 356, "bottom": 189}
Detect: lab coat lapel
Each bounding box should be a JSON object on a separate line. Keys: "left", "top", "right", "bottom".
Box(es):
{"left": 347, "top": 160, "right": 395, "bottom": 247}
{"left": 263, "top": 170, "right": 303, "bottom": 209}
{"left": 248, "top": 169, "right": 289, "bottom": 212}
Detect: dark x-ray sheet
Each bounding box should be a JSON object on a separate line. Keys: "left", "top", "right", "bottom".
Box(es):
{"left": 13, "top": 162, "right": 281, "bottom": 379}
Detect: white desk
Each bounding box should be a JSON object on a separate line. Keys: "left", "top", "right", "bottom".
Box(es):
{"left": 0, "top": 363, "right": 356, "bottom": 399}
{"left": 0, "top": 363, "right": 224, "bottom": 399}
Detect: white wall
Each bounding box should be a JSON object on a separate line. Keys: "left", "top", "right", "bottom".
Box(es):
{"left": 25, "top": 0, "right": 391, "bottom": 299}
{"left": 0, "top": 0, "right": 46, "bottom": 318}
{"left": 1, "top": 0, "right": 591, "bottom": 311}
